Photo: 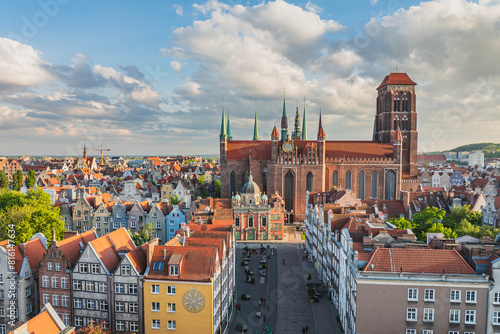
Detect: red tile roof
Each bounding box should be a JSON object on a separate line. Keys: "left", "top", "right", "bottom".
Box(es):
{"left": 376, "top": 73, "right": 417, "bottom": 90}
{"left": 57, "top": 230, "right": 97, "bottom": 266}
{"left": 15, "top": 238, "right": 47, "bottom": 276}
{"left": 363, "top": 248, "right": 476, "bottom": 275}
{"left": 146, "top": 245, "right": 217, "bottom": 282}
{"left": 8, "top": 307, "right": 63, "bottom": 334}
{"left": 89, "top": 228, "right": 136, "bottom": 272}
{"left": 227, "top": 141, "right": 272, "bottom": 160}
{"left": 325, "top": 141, "right": 393, "bottom": 158}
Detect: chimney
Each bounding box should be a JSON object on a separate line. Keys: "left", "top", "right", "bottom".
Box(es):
{"left": 163, "top": 248, "right": 166, "bottom": 260}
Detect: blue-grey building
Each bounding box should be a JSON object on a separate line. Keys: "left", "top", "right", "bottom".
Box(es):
{"left": 165, "top": 205, "right": 186, "bottom": 241}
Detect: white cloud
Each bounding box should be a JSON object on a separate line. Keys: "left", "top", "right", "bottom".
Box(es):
{"left": 305, "top": 1, "right": 323, "bottom": 14}
{"left": 175, "top": 81, "right": 201, "bottom": 96}
{"left": 173, "top": 4, "right": 183, "bottom": 16}
{"left": 0, "top": 38, "right": 52, "bottom": 90}
{"left": 170, "top": 61, "right": 183, "bottom": 72}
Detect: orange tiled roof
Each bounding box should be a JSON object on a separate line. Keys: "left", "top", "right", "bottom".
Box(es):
{"left": 15, "top": 237, "right": 46, "bottom": 276}
{"left": 376, "top": 73, "right": 417, "bottom": 90}
{"left": 147, "top": 245, "right": 217, "bottom": 281}
{"left": 89, "top": 228, "right": 135, "bottom": 272}
{"left": 126, "top": 245, "right": 147, "bottom": 274}
{"left": 10, "top": 307, "right": 62, "bottom": 334}
{"left": 363, "top": 248, "right": 476, "bottom": 275}
{"left": 57, "top": 230, "right": 97, "bottom": 266}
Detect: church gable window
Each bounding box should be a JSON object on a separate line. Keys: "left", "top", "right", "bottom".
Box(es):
{"left": 306, "top": 172, "right": 314, "bottom": 192}
{"left": 345, "top": 171, "right": 352, "bottom": 190}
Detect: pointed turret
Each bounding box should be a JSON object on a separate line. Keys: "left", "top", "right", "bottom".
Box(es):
{"left": 83, "top": 141, "right": 87, "bottom": 159}
{"left": 271, "top": 125, "right": 279, "bottom": 139}
{"left": 227, "top": 104, "right": 232, "bottom": 140}
{"left": 302, "top": 98, "right": 307, "bottom": 140}
{"left": 393, "top": 126, "right": 403, "bottom": 164}
{"left": 292, "top": 99, "right": 301, "bottom": 140}
{"left": 253, "top": 100, "right": 259, "bottom": 141}
{"left": 317, "top": 108, "right": 326, "bottom": 139}
{"left": 393, "top": 127, "right": 403, "bottom": 142}
{"left": 219, "top": 101, "right": 227, "bottom": 140}
{"left": 281, "top": 90, "right": 288, "bottom": 143}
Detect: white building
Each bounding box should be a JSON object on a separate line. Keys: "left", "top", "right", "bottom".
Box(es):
{"left": 469, "top": 150, "right": 485, "bottom": 168}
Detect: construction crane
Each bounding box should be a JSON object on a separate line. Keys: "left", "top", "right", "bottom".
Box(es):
{"left": 86, "top": 145, "right": 111, "bottom": 165}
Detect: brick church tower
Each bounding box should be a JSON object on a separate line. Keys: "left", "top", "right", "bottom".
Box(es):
{"left": 373, "top": 73, "right": 418, "bottom": 176}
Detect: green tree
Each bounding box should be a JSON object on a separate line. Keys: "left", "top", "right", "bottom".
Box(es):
{"left": 169, "top": 195, "right": 181, "bottom": 205}
{"left": 197, "top": 175, "right": 205, "bottom": 185}
{"left": 200, "top": 189, "right": 210, "bottom": 198}
{"left": 214, "top": 180, "right": 221, "bottom": 198}
{"left": 425, "top": 223, "right": 457, "bottom": 239}
{"left": 389, "top": 217, "right": 413, "bottom": 230}
{"left": 411, "top": 207, "right": 446, "bottom": 240}
{"left": 443, "top": 205, "right": 482, "bottom": 229}
{"left": 0, "top": 171, "right": 8, "bottom": 189}
{"left": 12, "top": 170, "right": 23, "bottom": 191}
{"left": 455, "top": 219, "right": 500, "bottom": 239}
{"left": 128, "top": 223, "right": 154, "bottom": 246}
{"left": 0, "top": 189, "right": 64, "bottom": 244}
{"left": 25, "top": 170, "right": 36, "bottom": 189}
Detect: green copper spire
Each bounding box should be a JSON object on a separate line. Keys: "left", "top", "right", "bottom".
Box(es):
{"left": 219, "top": 98, "right": 226, "bottom": 140}
{"left": 302, "top": 97, "right": 307, "bottom": 140}
{"left": 292, "top": 99, "right": 301, "bottom": 139}
{"left": 253, "top": 100, "right": 259, "bottom": 141}
{"left": 227, "top": 103, "right": 232, "bottom": 140}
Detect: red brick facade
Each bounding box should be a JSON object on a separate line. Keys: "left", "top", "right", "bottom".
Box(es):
{"left": 38, "top": 240, "right": 72, "bottom": 326}
{"left": 220, "top": 74, "right": 419, "bottom": 222}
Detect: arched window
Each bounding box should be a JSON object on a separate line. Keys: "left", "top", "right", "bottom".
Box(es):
{"left": 230, "top": 171, "right": 236, "bottom": 196}
{"left": 394, "top": 119, "right": 398, "bottom": 130}
{"left": 284, "top": 171, "right": 294, "bottom": 212}
{"left": 358, "top": 171, "right": 365, "bottom": 200}
{"left": 385, "top": 170, "right": 396, "bottom": 200}
{"left": 345, "top": 171, "right": 352, "bottom": 190}
{"left": 306, "top": 172, "right": 314, "bottom": 192}
{"left": 262, "top": 172, "right": 268, "bottom": 194}
{"left": 371, "top": 171, "right": 378, "bottom": 199}
{"left": 332, "top": 171, "right": 338, "bottom": 188}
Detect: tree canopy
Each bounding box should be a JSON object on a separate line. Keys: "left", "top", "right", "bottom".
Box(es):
{"left": 12, "top": 170, "right": 23, "bottom": 191}
{"left": 0, "top": 189, "right": 64, "bottom": 244}
{"left": 169, "top": 194, "right": 181, "bottom": 205}
{"left": 128, "top": 223, "right": 154, "bottom": 246}
{"left": 197, "top": 175, "right": 205, "bottom": 185}
{"left": 25, "top": 170, "right": 36, "bottom": 189}
{"left": 0, "top": 171, "right": 8, "bottom": 189}
{"left": 214, "top": 180, "right": 221, "bottom": 198}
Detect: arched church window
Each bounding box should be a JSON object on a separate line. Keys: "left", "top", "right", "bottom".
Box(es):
{"left": 332, "top": 171, "right": 338, "bottom": 188}
{"left": 306, "top": 172, "right": 314, "bottom": 192}
{"left": 371, "top": 171, "right": 378, "bottom": 198}
{"left": 230, "top": 171, "right": 236, "bottom": 196}
{"left": 284, "top": 171, "right": 294, "bottom": 212}
{"left": 358, "top": 171, "right": 365, "bottom": 200}
{"left": 345, "top": 171, "right": 352, "bottom": 190}
{"left": 385, "top": 170, "right": 396, "bottom": 200}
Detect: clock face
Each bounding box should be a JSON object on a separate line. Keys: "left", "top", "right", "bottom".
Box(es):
{"left": 282, "top": 141, "right": 294, "bottom": 153}
{"left": 182, "top": 287, "right": 206, "bottom": 313}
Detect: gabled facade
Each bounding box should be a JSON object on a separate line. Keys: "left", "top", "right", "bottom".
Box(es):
{"left": 146, "top": 203, "right": 168, "bottom": 243}
{"left": 165, "top": 205, "right": 186, "bottom": 242}
{"left": 38, "top": 230, "right": 97, "bottom": 327}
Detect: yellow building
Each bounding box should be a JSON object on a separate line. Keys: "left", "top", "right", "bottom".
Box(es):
{"left": 161, "top": 183, "right": 175, "bottom": 202}
{"left": 144, "top": 245, "right": 221, "bottom": 334}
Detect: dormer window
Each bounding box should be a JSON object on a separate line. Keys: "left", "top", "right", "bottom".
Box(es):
{"left": 152, "top": 262, "right": 164, "bottom": 271}
{"left": 169, "top": 265, "right": 179, "bottom": 276}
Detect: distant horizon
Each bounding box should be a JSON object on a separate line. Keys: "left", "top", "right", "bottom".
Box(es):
{"left": 1, "top": 1, "right": 499, "bottom": 155}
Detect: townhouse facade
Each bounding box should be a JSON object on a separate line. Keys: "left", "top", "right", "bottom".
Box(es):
{"left": 38, "top": 230, "right": 97, "bottom": 327}
{"left": 305, "top": 199, "right": 489, "bottom": 334}
{"left": 165, "top": 205, "right": 186, "bottom": 242}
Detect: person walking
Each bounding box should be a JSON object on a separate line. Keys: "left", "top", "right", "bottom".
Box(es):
{"left": 258, "top": 299, "right": 261, "bottom": 308}
{"left": 302, "top": 327, "right": 306, "bottom": 334}
{"left": 305, "top": 325, "right": 309, "bottom": 333}
{"left": 283, "top": 258, "right": 285, "bottom": 265}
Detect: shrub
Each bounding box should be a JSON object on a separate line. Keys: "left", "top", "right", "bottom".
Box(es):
{"left": 307, "top": 273, "right": 312, "bottom": 281}
{"left": 241, "top": 293, "right": 247, "bottom": 300}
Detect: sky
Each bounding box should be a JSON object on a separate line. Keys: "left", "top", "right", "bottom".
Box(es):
{"left": 0, "top": 0, "right": 499, "bottom": 157}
